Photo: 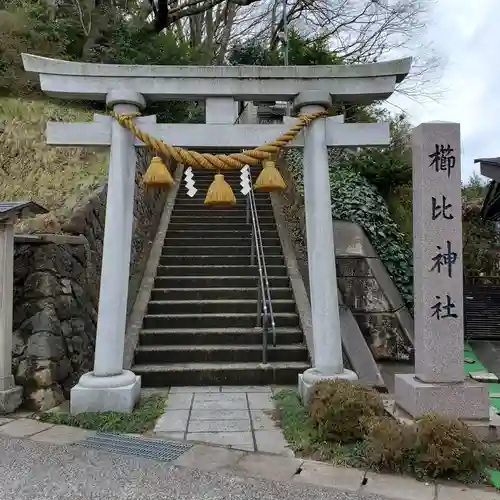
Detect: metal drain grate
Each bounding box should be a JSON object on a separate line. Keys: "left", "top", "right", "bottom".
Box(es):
{"left": 79, "top": 433, "right": 192, "bottom": 462}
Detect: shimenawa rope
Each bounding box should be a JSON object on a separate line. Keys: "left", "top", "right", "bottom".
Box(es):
{"left": 111, "top": 110, "right": 329, "bottom": 170}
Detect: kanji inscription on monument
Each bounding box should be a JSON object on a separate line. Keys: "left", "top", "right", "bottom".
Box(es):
{"left": 413, "top": 123, "right": 464, "bottom": 383}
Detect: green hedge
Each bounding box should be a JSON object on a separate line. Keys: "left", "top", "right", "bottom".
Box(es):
{"left": 284, "top": 149, "right": 413, "bottom": 309}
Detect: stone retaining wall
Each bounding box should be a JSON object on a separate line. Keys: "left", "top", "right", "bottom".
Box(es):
{"left": 11, "top": 150, "right": 168, "bottom": 410}
{"left": 277, "top": 158, "right": 413, "bottom": 362}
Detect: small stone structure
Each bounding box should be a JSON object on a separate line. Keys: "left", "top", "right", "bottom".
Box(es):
{"left": 10, "top": 150, "right": 166, "bottom": 411}
{"left": 0, "top": 201, "right": 47, "bottom": 413}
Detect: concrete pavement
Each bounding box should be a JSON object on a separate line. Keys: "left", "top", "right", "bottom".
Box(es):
{"left": 0, "top": 425, "right": 498, "bottom": 499}
{"left": 151, "top": 385, "right": 291, "bottom": 454}
{"left": 0, "top": 434, "right": 400, "bottom": 500}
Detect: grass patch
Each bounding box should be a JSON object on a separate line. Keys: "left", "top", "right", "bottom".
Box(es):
{"left": 0, "top": 97, "right": 108, "bottom": 230}
{"left": 272, "top": 389, "right": 365, "bottom": 466}
{"left": 39, "top": 395, "right": 165, "bottom": 434}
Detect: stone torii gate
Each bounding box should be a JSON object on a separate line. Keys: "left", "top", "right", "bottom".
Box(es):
{"left": 23, "top": 54, "right": 411, "bottom": 413}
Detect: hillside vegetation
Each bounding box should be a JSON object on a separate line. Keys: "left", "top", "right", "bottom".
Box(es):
{"left": 0, "top": 97, "right": 108, "bottom": 230}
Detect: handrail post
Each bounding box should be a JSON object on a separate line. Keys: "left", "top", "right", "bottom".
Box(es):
{"left": 256, "top": 279, "right": 262, "bottom": 327}
{"left": 262, "top": 316, "right": 268, "bottom": 364}
{"left": 250, "top": 223, "right": 256, "bottom": 266}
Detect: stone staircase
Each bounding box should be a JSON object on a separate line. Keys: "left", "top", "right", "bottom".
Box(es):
{"left": 132, "top": 168, "right": 310, "bottom": 386}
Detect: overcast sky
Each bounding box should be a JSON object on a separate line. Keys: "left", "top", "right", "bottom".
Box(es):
{"left": 388, "top": 0, "right": 498, "bottom": 183}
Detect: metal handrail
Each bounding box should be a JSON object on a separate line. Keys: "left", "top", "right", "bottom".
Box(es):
{"left": 245, "top": 171, "right": 277, "bottom": 364}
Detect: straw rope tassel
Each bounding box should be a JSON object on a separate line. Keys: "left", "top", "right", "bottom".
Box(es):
{"left": 204, "top": 173, "right": 236, "bottom": 206}
{"left": 253, "top": 159, "right": 286, "bottom": 192}
{"left": 142, "top": 156, "right": 173, "bottom": 188}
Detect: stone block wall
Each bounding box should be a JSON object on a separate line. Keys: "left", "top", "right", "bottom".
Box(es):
{"left": 277, "top": 158, "right": 414, "bottom": 362}
{"left": 11, "top": 150, "right": 168, "bottom": 410}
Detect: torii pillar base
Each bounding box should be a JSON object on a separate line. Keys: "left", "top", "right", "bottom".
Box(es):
{"left": 0, "top": 383, "right": 22, "bottom": 415}
{"left": 71, "top": 371, "right": 141, "bottom": 414}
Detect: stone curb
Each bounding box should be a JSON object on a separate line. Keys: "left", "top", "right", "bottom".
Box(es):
{"left": 0, "top": 418, "right": 497, "bottom": 500}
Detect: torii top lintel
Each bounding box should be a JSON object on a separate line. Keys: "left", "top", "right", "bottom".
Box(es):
{"left": 22, "top": 54, "right": 412, "bottom": 104}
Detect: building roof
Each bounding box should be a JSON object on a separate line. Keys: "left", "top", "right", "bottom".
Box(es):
{"left": 0, "top": 201, "right": 48, "bottom": 222}
{"left": 473, "top": 158, "right": 500, "bottom": 220}
{"left": 474, "top": 157, "right": 500, "bottom": 167}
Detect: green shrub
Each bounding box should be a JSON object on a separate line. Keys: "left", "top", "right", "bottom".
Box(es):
{"left": 363, "top": 417, "right": 417, "bottom": 473}
{"left": 412, "top": 414, "right": 490, "bottom": 481}
{"left": 364, "top": 413, "right": 495, "bottom": 482}
{"left": 309, "top": 380, "right": 385, "bottom": 443}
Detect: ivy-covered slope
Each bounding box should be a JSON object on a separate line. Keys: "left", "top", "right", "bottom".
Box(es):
{"left": 284, "top": 149, "right": 413, "bottom": 310}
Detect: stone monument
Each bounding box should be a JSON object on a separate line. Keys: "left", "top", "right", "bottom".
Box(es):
{"left": 395, "top": 122, "right": 490, "bottom": 419}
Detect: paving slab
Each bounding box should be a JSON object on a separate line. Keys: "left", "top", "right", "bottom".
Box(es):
{"left": 193, "top": 393, "right": 247, "bottom": 402}
{"left": 154, "top": 410, "right": 190, "bottom": 433}
{"left": 154, "top": 431, "right": 185, "bottom": 440}
{"left": 248, "top": 393, "right": 275, "bottom": 410}
{"left": 227, "top": 452, "right": 303, "bottom": 482}
{"left": 221, "top": 386, "right": 272, "bottom": 393}
{"left": 30, "top": 425, "right": 95, "bottom": 444}
{"left": 254, "top": 429, "right": 293, "bottom": 455}
{"left": 192, "top": 399, "right": 248, "bottom": 411}
{"left": 361, "top": 472, "right": 435, "bottom": 500}
{"left": 251, "top": 410, "right": 278, "bottom": 430}
{"left": 186, "top": 431, "right": 254, "bottom": 451}
{"left": 437, "top": 484, "right": 500, "bottom": 500}
{"left": 170, "top": 386, "right": 221, "bottom": 394}
{"left": 188, "top": 419, "right": 251, "bottom": 433}
{"left": 174, "top": 443, "right": 245, "bottom": 471}
{"left": 0, "top": 418, "right": 54, "bottom": 438}
{"left": 190, "top": 409, "right": 249, "bottom": 421}
{"left": 152, "top": 386, "right": 290, "bottom": 455}
{"left": 166, "top": 393, "right": 194, "bottom": 410}
{"left": 293, "top": 461, "right": 364, "bottom": 492}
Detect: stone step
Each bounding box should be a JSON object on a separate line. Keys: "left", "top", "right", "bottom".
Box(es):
{"left": 154, "top": 275, "right": 290, "bottom": 288}
{"left": 132, "top": 361, "right": 310, "bottom": 386}
{"left": 180, "top": 177, "right": 263, "bottom": 184}
{"left": 138, "top": 327, "right": 303, "bottom": 346}
{"left": 159, "top": 255, "right": 284, "bottom": 266}
{"left": 155, "top": 265, "right": 287, "bottom": 277}
{"left": 163, "top": 237, "right": 280, "bottom": 247}
{"left": 143, "top": 312, "right": 300, "bottom": 329}
{"left": 147, "top": 299, "right": 296, "bottom": 315}
{"left": 178, "top": 188, "right": 270, "bottom": 196}
{"left": 171, "top": 208, "right": 274, "bottom": 217}
{"left": 150, "top": 287, "right": 293, "bottom": 301}
{"left": 165, "top": 229, "right": 279, "bottom": 239}
{"left": 161, "top": 245, "right": 282, "bottom": 256}
{"left": 190, "top": 176, "right": 258, "bottom": 182}
{"left": 169, "top": 215, "right": 275, "bottom": 224}
{"left": 174, "top": 199, "right": 271, "bottom": 207}
{"left": 134, "top": 344, "right": 308, "bottom": 364}
{"left": 176, "top": 197, "right": 271, "bottom": 205}
{"left": 167, "top": 222, "right": 277, "bottom": 231}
